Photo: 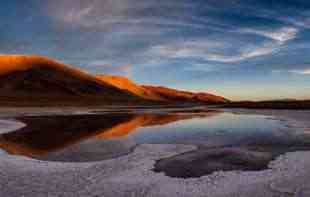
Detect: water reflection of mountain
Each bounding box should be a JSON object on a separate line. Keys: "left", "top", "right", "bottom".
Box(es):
{"left": 0, "top": 112, "right": 220, "bottom": 160}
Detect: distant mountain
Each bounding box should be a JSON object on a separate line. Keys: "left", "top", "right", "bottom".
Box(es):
{"left": 143, "top": 85, "right": 229, "bottom": 104}
{"left": 0, "top": 55, "right": 228, "bottom": 106}
{"left": 97, "top": 75, "right": 229, "bottom": 104}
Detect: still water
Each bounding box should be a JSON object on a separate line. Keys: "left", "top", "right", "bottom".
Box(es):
{"left": 0, "top": 110, "right": 308, "bottom": 163}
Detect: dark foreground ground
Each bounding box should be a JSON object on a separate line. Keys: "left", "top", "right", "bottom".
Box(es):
{"left": 222, "top": 100, "right": 310, "bottom": 110}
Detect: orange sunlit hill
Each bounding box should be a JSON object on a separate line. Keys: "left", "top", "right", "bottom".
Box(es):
{"left": 97, "top": 74, "right": 229, "bottom": 103}
{"left": 96, "top": 74, "right": 163, "bottom": 101}
{"left": 97, "top": 75, "right": 228, "bottom": 103}
{"left": 0, "top": 54, "right": 229, "bottom": 106}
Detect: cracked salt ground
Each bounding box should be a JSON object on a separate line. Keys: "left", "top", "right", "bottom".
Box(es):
{"left": 1, "top": 144, "right": 310, "bottom": 197}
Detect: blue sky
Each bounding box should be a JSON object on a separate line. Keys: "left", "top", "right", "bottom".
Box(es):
{"left": 1, "top": 0, "right": 310, "bottom": 100}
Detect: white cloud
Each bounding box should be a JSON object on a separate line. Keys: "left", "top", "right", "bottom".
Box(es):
{"left": 290, "top": 68, "right": 310, "bottom": 75}
{"left": 45, "top": 1, "right": 300, "bottom": 65}
{"left": 145, "top": 40, "right": 279, "bottom": 63}
{"left": 146, "top": 40, "right": 228, "bottom": 58}
{"left": 145, "top": 26, "right": 298, "bottom": 63}
{"left": 204, "top": 47, "right": 276, "bottom": 62}
{"left": 47, "top": 0, "right": 205, "bottom": 29}
{"left": 273, "top": 68, "right": 310, "bottom": 75}
{"left": 239, "top": 27, "right": 298, "bottom": 43}
{"left": 47, "top": 0, "right": 130, "bottom": 27}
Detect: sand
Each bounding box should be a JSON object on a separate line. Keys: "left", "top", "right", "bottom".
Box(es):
{"left": 0, "top": 109, "right": 310, "bottom": 197}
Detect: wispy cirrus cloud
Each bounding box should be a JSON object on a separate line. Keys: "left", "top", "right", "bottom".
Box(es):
{"left": 239, "top": 27, "right": 299, "bottom": 43}
{"left": 196, "top": 27, "right": 298, "bottom": 63}
{"left": 145, "top": 37, "right": 281, "bottom": 63}
{"left": 30, "top": 2, "right": 309, "bottom": 75}
{"left": 203, "top": 43, "right": 279, "bottom": 63}
{"left": 47, "top": 0, "right": 206, "bottom": 29}
{"left": 46, "top": 0, "right": 301, "bottom": 65}
{"left": 289, "top": 68, "right": 310, "bottom": 75}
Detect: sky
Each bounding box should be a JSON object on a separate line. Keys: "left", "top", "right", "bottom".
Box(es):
{"left": 1, "top": 0, "right": 310, "bottom": 101}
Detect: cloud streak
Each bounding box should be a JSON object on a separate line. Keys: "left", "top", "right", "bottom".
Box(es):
{"left": 290, "top": 68, "right": 310, "bottom": 75}
{"left": 239, "top": 27, "right": 299, "bottom": 43}
{"left": 47, "top": 0, "right": 206, "bottom": 29}
{"left": 145, "top": 38, "right": 282, "bottom": 63}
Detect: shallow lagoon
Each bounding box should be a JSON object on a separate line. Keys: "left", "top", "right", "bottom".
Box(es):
{"left": 0, "top": 108, "right": 309, "bottom": 177}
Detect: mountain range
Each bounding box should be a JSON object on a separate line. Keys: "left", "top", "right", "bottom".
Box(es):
{"left": 0, "top": 55, "right": 229, "bottom": 106}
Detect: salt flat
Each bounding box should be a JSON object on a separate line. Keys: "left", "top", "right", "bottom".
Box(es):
{"left": 0, "top": 109, "right": 310, "bottom": 197}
